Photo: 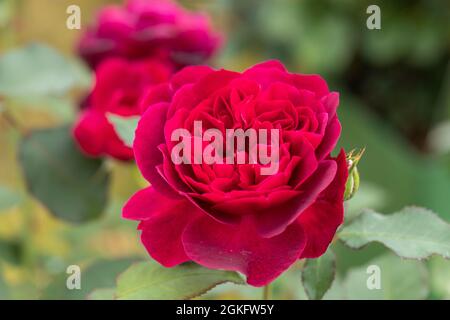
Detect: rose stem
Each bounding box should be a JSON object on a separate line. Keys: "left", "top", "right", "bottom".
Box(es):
{"left": 262, "top": 284, "right": 271, "bottom": 300}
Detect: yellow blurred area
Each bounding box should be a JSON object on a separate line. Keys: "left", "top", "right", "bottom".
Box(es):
{"left": 18, "top": 0, "right": 119, "bottom": 54}
{"left": 0, "top": 208, "right": 23, "bottom": 238}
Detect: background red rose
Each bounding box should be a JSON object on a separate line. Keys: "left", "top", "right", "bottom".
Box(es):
{"left": 123, "top": 60, "right": 348, "bottom": 286}
{"left": 73, "top": 58, "right": 171, "bottom": 160}
{"left": 78, "top": 0, "right": 222, "bottom": 70}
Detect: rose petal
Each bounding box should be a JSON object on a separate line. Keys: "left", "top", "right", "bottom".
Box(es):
{"left": 322, "top": 92, "right": 339, "bottom": 119}
{"left": 139, "top": 197, "right": 202, "bottom": 267}
{"left": 316, "top": 117, "right": 341, "bottom": 160}
{"left": 123, "top": 186, "right": 202, "bottom": 267}
{"left": 298, "top": 150, "right": 348, "bottom": 258}
{"left": 182, "top": 215, "right": 306, "bottom": 286}
{"left": 139, "top": 83, "right": 172, "bottom": 113}
{"left": 255, "top": 159, "right": 338, "bottom": 238}
{"left": 73, "top": 109, "right": 133, "bottom": 160}
{"left": 73, "top": 110, "right": 109, "bottom": 157}
{"left": 123, "top": 186, "right": 164, "bottom": 220}
{"left": 292, "top": 74, "right": 329, "bottom": 98}
{"left": 192, "top": 69, "right": 239, "bottom": 99}
{"left": 246, "top": 59, "right": 287, "bottom": 72}
{"left": 170, "top": 65, "right": 214, "bottom": 90}
{"left": 134, "top": 102, "right": 181, "bottom": 198}
{"left": 243, "top": 65, "right": 292, "bottom": 89}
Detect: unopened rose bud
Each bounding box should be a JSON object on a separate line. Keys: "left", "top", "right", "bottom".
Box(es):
{"left": 344, "top": 148, "right": 365, "bottom": 201}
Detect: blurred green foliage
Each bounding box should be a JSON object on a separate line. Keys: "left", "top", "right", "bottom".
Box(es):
{"left": 19, "top": 125, "right": 110, "bottom": 223}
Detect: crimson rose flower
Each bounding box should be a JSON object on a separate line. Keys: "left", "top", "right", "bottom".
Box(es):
{"left": 78, "top": 0, "right": 221, "bottom": 70}
{"left": 123, "top": 60, "right": 348, "bottom": 286}
{"left": 73, "top": 58, "right": 171, "bottom": 160}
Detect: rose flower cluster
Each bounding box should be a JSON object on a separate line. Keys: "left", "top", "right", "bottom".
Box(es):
{"left": 78, "top": 0, "right": 221, "bottom": 69}
{"left": 73, "top": 58, "right": 172, "bottom": 160}
{"left": 73, "top": 0, "right": 348, "bottom": 286}
{"left": 73, "top": 0, "right": 220, "bottom": 160}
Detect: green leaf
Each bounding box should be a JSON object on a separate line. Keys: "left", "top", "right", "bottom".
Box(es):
{"left": 0, "top": 43, "right": 91, "bottom": 97}
{"left": 343, "top": 254, "right": 428, "bottom": 300}
{"left": 116, "top": 261, "right": 245, "bottom": 300}
{"left": 107, "top": 114, "right": 139, "bottom": 148}
{"left": 0, "top": 185, "right": 21, "bottom": 212}
{"left": 301, "top": 249, "right": 336, "bottom": 300}
{"left": 429, "top": 256, "right": 450, "bottom": 299}
{"left": 344, "top": 183, "right": 387, "bottom": 223}
{"left": 7, "top": 96, "right": 77, "bottom": 121}
{"left": 42, "top": 258, "right": 136, "bottom": 300}
{"left": 87, "top": 288, "right": 116, "bottom": 300}
{"left": 322, "top": 277, "right": 346, "bottom": 300}
{"left": 339, "top": 207, "right": 450, "bottom": 260}
{"left": 19, "top": 125, "right": 110, "bottom": 223}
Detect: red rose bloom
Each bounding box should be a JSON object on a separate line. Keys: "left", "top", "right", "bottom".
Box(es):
{"left": 73, "top": 58, "right": 171, "bottom": 160}
{"left": 78, "top": 0, "right": 221, "bottom": 69}
{"left": 123, "top": 60, "right": 348, "bottom": 286}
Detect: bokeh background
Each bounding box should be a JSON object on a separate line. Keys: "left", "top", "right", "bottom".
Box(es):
{"left": 0, "top": 0, "right": 449, "bottom": 299}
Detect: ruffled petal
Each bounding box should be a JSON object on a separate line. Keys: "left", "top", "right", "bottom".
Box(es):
{"left": 139, "top": 83, "right": 172, "bottom": 113}
{"left": 322, "top": 92, "right": 339, "bottom": 119}
{"left": 124, "top": 188, "right": 202, "bottom": 267}
{"left": 245, "top": 60, "right": 287, "bottom": 72}
{"left": 298, "top": 150, "right": 348, "bottom": 258}
{"left": 192, "top": 69, "right": 239, "bottom": 99}
{"left": 291, "top": 73, "right": 330, "bottom": 98}
{"left": 316, "top": 117, "right": 341, "bottom": 160}
{"left": 170, "top": 65, "right": 214, "bottom": 90}
{"left": 134, "top": 103, "right": 181, "bottom": 198}
{"left": 255, "top": 159, "right": 338, "bottom": 238}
